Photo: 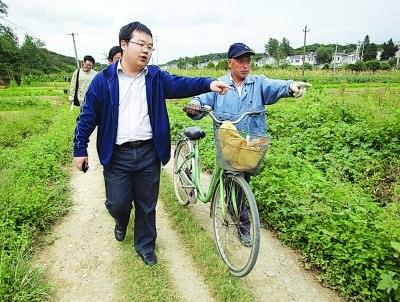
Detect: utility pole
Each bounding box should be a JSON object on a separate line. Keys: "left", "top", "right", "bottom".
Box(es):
{"left": 68, "top": 33, "right": 80, "bottom": 69}
{"left": 302, "top": 25, "right": 310, "bottom": 77}
{"left": 333, "top": 42, "right": 338, "bottom": 73}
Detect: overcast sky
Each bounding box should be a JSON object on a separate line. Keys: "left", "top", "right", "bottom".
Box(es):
{"left": 2, "top": 0, "right": 400, "bottom": 65}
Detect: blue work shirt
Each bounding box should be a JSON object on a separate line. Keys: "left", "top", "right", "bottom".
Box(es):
{"left": 190, "top": 72, "right": 293, "bottom": 135}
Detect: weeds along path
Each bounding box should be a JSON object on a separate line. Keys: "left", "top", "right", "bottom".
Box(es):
{"left": 162, "top": 147, "right": 344, "bottom": 302}
{"left": 33, "top": 131, "right": 212, "bottom": 302}
{"left": 33, "top": 131, "right": 119, "bottom": 301}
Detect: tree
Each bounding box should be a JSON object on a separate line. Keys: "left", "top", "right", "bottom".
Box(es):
{"left": 177, "top": 58, "right": 186, "bottom": 69}
{"left": 316, "top": 46, "right": 334, "bottom": 64}
{"left": 0, "top": 0, "right": 8, "bottom": 16}
{"left": 265, "top": 38, "right": 287, "bottom": 66}
{"left": 265, "top": 38, "right": 279, "bottom": 58}
{"left": 361, "top": 35, "right": 378, "bottom": 61}
{"left": 216, "top": 60, "right": 228, "bottom": 70}
{"left": 206, "top": 62, "right": 215, "bottom": 69}
{"left": 346, "top": 61, "right": 365, "bottom": 73}
{"left": 190, "top": 55, "right": 201, "bottom": 67}
{"left": 20, "top": 34, "right": 47, "bottom": 74}
{"left": 0, "top": 0, "right": 20, "bottom": 85}
{"left": 380, "top": 39, "right": 398, "bottom": 60}
{"left": 281, "top": 37, "right": 293, "bottom": 57}
{"left": 363, "top": 43, "right": 378, "bottom": 61}
{"left": 365, "top": 60, "right": 381, "bottom": 72}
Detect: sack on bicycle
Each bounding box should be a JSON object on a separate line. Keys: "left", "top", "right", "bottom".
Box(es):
{"left": 216, "top": 122, "right": 269, "bottom": 173}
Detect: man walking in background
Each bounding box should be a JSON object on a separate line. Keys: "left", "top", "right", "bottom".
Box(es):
{"left": 69, "top": 55, "right": 97, "bottom": 107}
{"left": 107, "top": 46, "right": 122, "bottom": 64}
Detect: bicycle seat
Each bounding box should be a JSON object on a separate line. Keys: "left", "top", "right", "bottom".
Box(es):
{"left": 184, "top": 126, "right": 205, "bottom": 140}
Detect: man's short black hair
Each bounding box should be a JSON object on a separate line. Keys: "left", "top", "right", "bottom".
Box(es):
{"left": 83, "top": 55, "right": 95, "bottom": 64}
{"left": 108, "top": 46, "right": 121, "bottom": 61}
{"left": 119, "top": 21, "right": 152, "bottom": 47}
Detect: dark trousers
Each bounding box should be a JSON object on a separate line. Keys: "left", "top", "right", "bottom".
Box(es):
{"left": 103, "top": 141, "right": 161, "bottom": 254}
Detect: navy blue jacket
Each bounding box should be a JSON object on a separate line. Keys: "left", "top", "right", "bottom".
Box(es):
{"left": 73, "top": 62, "right": 213, "bottom": 167}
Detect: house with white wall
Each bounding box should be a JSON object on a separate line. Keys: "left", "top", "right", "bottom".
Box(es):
{"left": 286, "top": 52, "right": 317, "bottom": 66}
{"left": 256, "top": 56, "right": 277, "bottom": 67}
{"left": 331, "top": 51, "right": 360, "bottom": 66}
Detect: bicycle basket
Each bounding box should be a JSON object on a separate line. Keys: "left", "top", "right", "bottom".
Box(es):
{"left": 215, "top": 126, "right": 271, "bottom": 174}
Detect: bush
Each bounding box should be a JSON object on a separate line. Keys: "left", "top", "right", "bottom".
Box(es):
{"left": 0, "top": 86, "right": 76, "bottom": 301}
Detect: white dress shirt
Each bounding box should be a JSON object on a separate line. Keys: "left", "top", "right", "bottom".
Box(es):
{"left": 115, "top": 61, "right": 153, "bottom": 145}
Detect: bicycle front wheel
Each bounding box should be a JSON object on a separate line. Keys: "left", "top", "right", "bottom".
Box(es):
{"left": 212, "top": 173, "right": 260, "bottom": 277}
{"left": 173, "top": 140, "right": 195, "bottom": 206}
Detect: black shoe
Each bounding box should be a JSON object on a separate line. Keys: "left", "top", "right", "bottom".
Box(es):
{"left": 239, "top": 233, "right": 252, "bottom": 247}
{"left": 114, "top": 225, "right": 126, "bottom": 241}
{"left": 138, "top": 252, "right": 157, "bottom": 265}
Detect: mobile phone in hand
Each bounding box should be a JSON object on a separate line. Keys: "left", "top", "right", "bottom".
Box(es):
{"left": 82, "top": 162, "right": 89, "bottom": 173}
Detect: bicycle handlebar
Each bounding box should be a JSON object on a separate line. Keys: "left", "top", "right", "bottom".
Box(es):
{"left": 183, "top": 105, "right": 265, "bottom": 125}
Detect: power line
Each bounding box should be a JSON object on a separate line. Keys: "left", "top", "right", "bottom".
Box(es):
{"left": 27, "top": 0, "right": 64, "bottom": 30}
{"left": 49, "top": 0, "right": 67, "bottom": 22}
{"left": 0, "top": 16, "right": 37, "bottom": 37}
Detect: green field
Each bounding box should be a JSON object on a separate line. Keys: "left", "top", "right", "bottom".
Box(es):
{"left": 0, "top": 69, "right": 399, "bottom": 301}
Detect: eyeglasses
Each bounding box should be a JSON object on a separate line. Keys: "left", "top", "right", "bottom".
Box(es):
{"left": 128, "top": 40, "right": 154, "bottom": 51}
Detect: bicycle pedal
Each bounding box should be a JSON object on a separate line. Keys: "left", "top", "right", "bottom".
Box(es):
{"left": 188, "top": 189, "right": 197, "bottom": 204}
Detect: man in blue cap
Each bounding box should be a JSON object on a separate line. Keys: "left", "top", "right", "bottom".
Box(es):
{"left": 186, "top": 42, "right": 311, "bottom": 246}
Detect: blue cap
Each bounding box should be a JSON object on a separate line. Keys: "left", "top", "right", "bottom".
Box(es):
{"left": 228, "top": 43, "right": 255, "bottom": 59}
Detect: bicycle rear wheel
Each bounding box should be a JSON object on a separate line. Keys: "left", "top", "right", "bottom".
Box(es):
{"left": 173, "top": 140, "right": 196, "bottom": 206}
{"left": 212, "top": 173, "right": 260, "bottom": 277}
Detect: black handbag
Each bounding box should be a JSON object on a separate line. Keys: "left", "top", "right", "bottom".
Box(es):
{"left": 73, "top": 69, "right": 80, "bottom": 106}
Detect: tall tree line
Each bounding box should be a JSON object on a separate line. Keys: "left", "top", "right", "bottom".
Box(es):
{"left": 0, "top": 0, "right": 77, "bottom": 85}
{"left": 264, "top": 36, "right": 398, "bottom": 65}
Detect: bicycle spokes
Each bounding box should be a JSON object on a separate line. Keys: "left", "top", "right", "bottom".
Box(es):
{"left": 174, "top": 141, "right": 196, "bottom": 206}
{"left": 212, "top": 175, "right": 260, "bottom": 277}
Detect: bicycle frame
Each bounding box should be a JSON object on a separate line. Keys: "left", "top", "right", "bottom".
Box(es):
{"left": 177, "top": 134, "right": 240, "bottom": 220}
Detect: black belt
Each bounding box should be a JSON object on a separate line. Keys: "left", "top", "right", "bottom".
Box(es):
{"left": 117, "top": 139, "right": 152, "bottom": 148}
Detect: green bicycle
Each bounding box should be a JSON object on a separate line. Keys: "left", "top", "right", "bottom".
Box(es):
{"left": 173, "top": 105, "right": 271, "bottom": 277}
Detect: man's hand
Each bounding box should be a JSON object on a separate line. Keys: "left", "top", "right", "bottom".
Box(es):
{"left": 289, "top": 82, "right": 312, "bottom": 98}
{"left": 74, "top": 156, "right": 89, "bottom": 172}
{"left": 210, "top": 81, "right": 230, "bottom": 95}
{"left": 185, "top": 102, "right": 201, "bottom": 116}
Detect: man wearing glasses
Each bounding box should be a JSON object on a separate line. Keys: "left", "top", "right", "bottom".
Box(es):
{"left": 69, "top": 55, "right": 97, "bottom": 107}
{"left": 73, "top": 21, "right": 230, "bottom": 266}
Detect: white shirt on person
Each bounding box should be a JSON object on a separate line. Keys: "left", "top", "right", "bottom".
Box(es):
{"left": 115, "top": 61, "right": 153, "bottom": 145}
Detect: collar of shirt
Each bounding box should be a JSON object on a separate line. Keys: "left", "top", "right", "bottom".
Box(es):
{"left": 117, "top": 60, "right": 148, "bottom": 78}
{"left": 229, "top": 73, "right": 247, "bottom": 97}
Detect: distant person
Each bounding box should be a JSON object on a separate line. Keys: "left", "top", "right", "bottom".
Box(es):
{"left": 186, "top": 42, "right": 311, "bottom": 247}
{"left": 72, "top": 21, "right": 230, "bottom": 266}
{"left": 69, "top": 55, "right": 97, "bottom": 107}
{"left": 108, "top": 46, "right": 122, "bottom": 64}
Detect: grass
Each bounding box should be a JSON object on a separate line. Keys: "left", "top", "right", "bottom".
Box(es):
{"left": 114, "top": 212, "right": 183, "bottom": 302}
{"left": 0, "top": 86, "right": 75, "bottom": 301}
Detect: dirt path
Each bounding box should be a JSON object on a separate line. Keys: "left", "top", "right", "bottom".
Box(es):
{"left": 33, "top": 134, "right": 343, "bottom": 302}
